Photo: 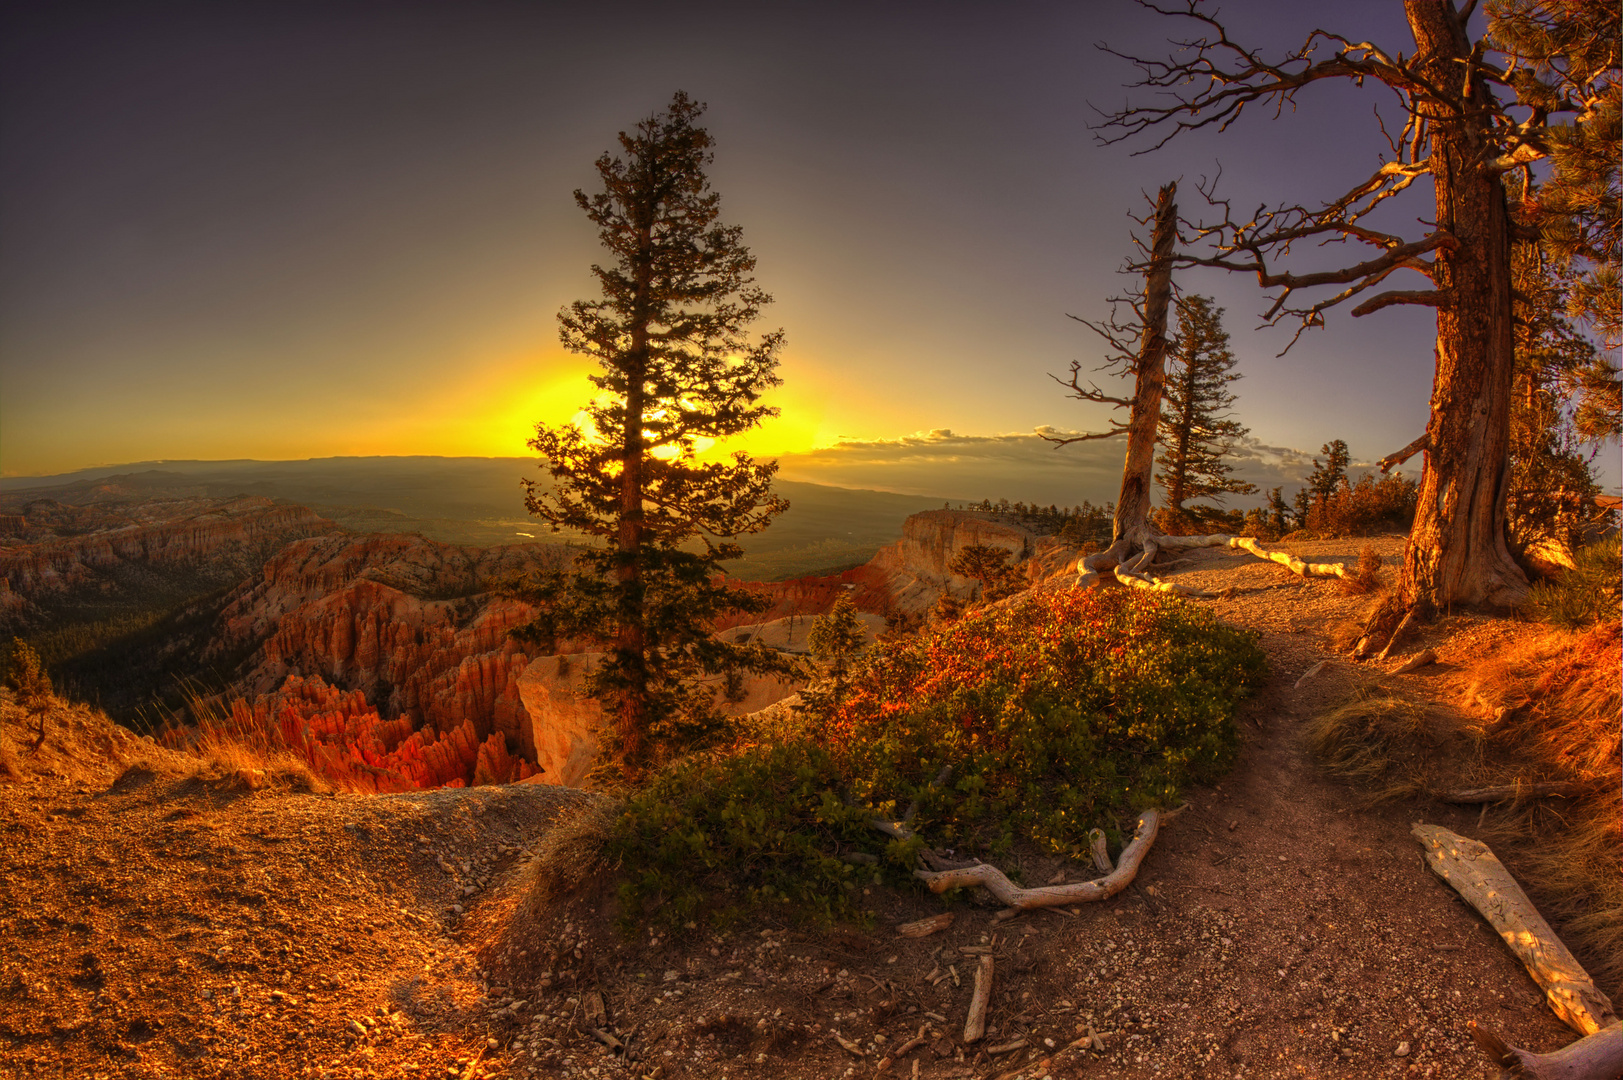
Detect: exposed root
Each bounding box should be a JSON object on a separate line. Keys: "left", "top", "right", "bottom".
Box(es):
{"left": 915, "top": 808, "right": 1164, "bottom": 911}
{"left": 1078, "top": 530, "right": 1349, "bottom": 596}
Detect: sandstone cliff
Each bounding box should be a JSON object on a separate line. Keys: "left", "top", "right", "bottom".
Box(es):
{"left": 202, "top": 533, "right": 571, "bottom": 776}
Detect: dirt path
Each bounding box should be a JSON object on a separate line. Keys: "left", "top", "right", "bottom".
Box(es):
{"left": 0, "top": 536, "right": 1588, "bottom": 1079}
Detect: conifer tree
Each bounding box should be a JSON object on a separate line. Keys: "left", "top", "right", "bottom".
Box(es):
{"left": 1307, "top": 440, "right": 1351, "bottom": 505}
{"left": 515, "top": 93, "right": 792, "bottom": 771}
{"left": 804, "top": 595, "right": 868, "bottom": 718}
{"left": 1154, "top": 295, "right": 1257, "bottom": 524}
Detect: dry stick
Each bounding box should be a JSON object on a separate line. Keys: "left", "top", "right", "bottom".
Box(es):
{"left": 1376, "top": 608, "right": 1418, "bottom": 662}
{"left": 1413, "top": 824, "right": 1618, "bottom": 1036}
{"left": 918, "top": 810, "right": 1164, "bottom": 912}
{"left": 963, "top": 955, "right": 994, "bottom": 1044}
{"left": 1088, "top": 828, "right": 1114, "bottom": 874}
{"left": 897, "top": 913, "right": 954, "bottom": 939}
{"left": 1438, "top": 782, "right": 1588, "bottom": 804}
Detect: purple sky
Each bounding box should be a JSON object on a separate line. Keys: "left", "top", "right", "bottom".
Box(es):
{"left": 2, "top": 1, "right": 1614, "bottom": 502}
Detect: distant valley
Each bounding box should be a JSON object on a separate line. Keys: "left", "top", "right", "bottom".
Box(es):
{"left": 0, "top": 456, "right": 952, "bottom": 581}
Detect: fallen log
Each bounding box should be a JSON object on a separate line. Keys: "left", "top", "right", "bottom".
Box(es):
{"left": 917, "top": 809, "right": 1162, "bottom": 910}
{"left": 1437, "top": 782, "right": 1589, "bottom": 804}
{"left": 1413, "top": 824, "right": 1618, "bottom": 1035}
{"left": 963, "top": 954, "right": 994, "bottom": 1044}
{"left": 1470, "top": 1020, "right": 1623, "bottom": 1080}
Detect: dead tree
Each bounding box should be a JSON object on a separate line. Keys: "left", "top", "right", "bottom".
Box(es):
{"left": 1049, "top": 183, "right": 1351, "bottom": 593}
{"left": 1092, "top": 0, "right": 1616, "bottom": 645}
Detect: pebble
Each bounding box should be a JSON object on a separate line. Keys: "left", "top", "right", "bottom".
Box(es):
{"left": 1396, "top": 1041, "right": 1411, "bottom": 1057}
{"left": 347, "top": 1020, "right": 367, "bottom": 1037}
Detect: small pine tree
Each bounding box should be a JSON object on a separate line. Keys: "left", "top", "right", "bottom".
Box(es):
{"left": 948, "top": 544, "right": 1024, "bottom": 602}
{"left": 6, "top": 638, "right": 52, "bottom": 749}
{"left": 1155, "top": 295, "right": 1258, "bottom": 525}
{"left": 805, "top": 595, "right": 867, "bottom": 716}
{"left": 513, "top": 93, "right": 794, "bottom": 771}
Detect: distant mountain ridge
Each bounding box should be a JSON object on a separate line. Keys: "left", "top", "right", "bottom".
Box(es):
{"left": 0, "top": 456, "right": 953, "bottom": 581}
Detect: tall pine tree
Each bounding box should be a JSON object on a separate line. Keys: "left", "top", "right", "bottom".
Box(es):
{"left": 515, "top": 93, "right": 793, "bottom": 772}
{"left": 1154, "top": 295, "right": 1256, "bottom": 525}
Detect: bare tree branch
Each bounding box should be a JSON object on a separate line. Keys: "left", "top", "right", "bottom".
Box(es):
{"left": 1351, "top": 289, "right": 1449, "bottom": 316}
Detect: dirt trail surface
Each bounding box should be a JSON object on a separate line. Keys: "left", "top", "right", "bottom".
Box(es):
{"left": 0, "top": 535, "right": 1592, "bottom": 1079}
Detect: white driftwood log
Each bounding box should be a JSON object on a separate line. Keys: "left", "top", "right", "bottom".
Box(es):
{"left": 1471, "top": 1020, "right": 1623, "bottom": 1080}
{"left": 963, "top": 954, "right": 994, "bottom": 1043}
{"left": 916, "top": 810, "right": 1163, "bottom": 909}
{"left": 1413, "top": 824, "right": 1619, "bottom": 1036}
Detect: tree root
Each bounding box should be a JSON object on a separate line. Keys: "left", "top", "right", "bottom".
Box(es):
{"left": 1078, "top": 529, "right": 1349, "bottom": 596}
{"left": 1470, "top": 1020, "right": 1623, "bottom": 1080}
{"left": 915, "top": 809, "right": 1166, "bottom": 912}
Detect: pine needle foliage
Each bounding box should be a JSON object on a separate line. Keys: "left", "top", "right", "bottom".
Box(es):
{"left": 1487, "top": 0, "right": 1622, "bottom": 349}
{"left": 514, "top": 93, "right": 794, "bottom": 772}
{"left": 1155, "top": 295, "right": 1256, "bottom": 524}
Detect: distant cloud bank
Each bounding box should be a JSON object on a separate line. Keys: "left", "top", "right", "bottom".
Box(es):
{"left": 776, "top": 428, "right": 1412, "bottom": 507}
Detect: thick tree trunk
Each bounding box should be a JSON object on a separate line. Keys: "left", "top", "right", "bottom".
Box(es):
{"left": 1400, "top": 2, "right": 1529, "bottom": 611}
{"left": 1112, "top": 181, "right": 1178, "bottom": 543}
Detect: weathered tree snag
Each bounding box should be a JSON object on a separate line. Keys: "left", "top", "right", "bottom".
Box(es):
{"left": 1398, "top": 2, "right": 1529, "bottom": 612}
{"left": 963, "top": 954, "right": 994, "bottom": 1044}
{"left": 1413, "top": 824, "right": 1619, "bottom": 1035}
{"left": 1470, "top": 1020, "right": 1623, "bottom": 1080}
{"left": 917, "top": 809, "right": 1164, "bottom": 911}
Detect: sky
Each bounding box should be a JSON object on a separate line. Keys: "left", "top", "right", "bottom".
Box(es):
{"left": 2, "top": 0, "right": 1615, "bottom": 504}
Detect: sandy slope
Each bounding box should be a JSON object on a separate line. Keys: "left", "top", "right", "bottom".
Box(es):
{"left": 0, "top": 535, "right": 1591, "bottom": 1079}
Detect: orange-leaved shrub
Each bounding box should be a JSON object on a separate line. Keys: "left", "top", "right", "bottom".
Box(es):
{"left": 608, "top": 588, "right": 1266, "bottom": 926}
{"left": 1304, "top": 472, "right": 1418, "bottom": 537}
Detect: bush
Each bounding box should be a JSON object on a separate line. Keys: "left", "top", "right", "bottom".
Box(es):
{"left": 1305, "top": 472, "right": 1418, "bottom": 537}
{"left": 1526, "top": 535, "right": 1623, "bottom": 628}
{"left": 609, "top": 588, "right": 1266, "bottom": 926}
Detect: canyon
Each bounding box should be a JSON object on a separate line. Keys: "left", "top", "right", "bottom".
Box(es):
{"left": 2, "top": 498, "right": 1082, "bottom": 789}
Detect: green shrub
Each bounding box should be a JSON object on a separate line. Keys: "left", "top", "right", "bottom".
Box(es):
{"left": 1527, "top": 535, "right": 1623, "bottom": 628}
{"left": 608, "top": 588, "right": 1266, "bottom": 927}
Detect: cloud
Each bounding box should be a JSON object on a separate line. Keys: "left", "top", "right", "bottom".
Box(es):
{"left": 776, "top": 428, "right": 1414, "bottom": 507}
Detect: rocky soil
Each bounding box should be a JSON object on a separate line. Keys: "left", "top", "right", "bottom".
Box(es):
{"left": 0, "top": 534, "right": 1598, "bottom": 1080}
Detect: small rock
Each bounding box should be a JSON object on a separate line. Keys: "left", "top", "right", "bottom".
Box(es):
{"left": 1395, "top": 1041, "right": 1411, "bottom": 1057}
{"left": 347, "top": 1020, "right": 367, "bottom": 1037}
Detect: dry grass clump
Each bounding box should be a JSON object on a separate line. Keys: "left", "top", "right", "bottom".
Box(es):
{"left": 521, "top": 795, "right": 621, "bottom": 916}
{"left": 1459, "top": 619, "right": 1622, "bottom": 993}
{"left": 1335, "top": 546, "right": 1385, "bottom": 596}
{"left": 192, "top": 740, "right": 329, "bottom": 794}
{"left": 1306, "top": 686, "right": 1433, "bottom": 798}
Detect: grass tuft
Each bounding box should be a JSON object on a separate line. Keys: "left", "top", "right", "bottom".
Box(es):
{"left": 1336, "top": 546, "right": 1385, "bottom": 595}
{"left": 522, "top": 796, "right": 621, "bottom": 916}
{"left": 1525, "top": 535, "right": 1622, "bottom": 629}
{"left": 1306, "top": 686, "right": 1431, "bottom": 799}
